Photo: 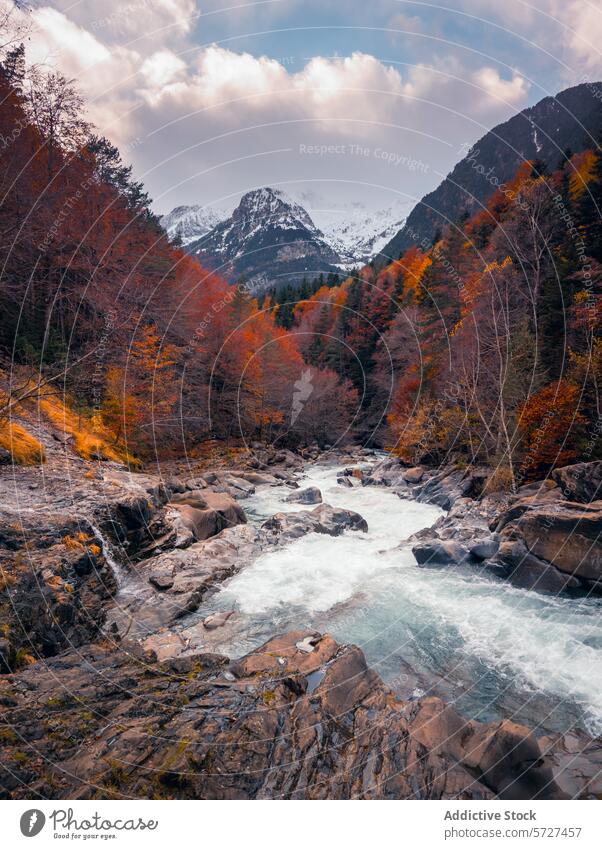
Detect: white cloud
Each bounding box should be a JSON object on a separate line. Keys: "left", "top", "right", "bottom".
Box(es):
{"left": 566, "top": 0, "right": 602, "bottom": 71}
{"left": 29, "top": 7, "right": 112, "bottom": 74}
{"left": 472, "top": 67, "right": 530, "bottom": 106}
{"left": 11, "top": 0, "right": 592, "bottom": 216}
{"left": 141, "top": 49, "right": 187, "bottom": 87}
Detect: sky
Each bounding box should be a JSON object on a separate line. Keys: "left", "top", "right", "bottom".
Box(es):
{"left": 11, "top": 0, "right": 602, "bottom": 221}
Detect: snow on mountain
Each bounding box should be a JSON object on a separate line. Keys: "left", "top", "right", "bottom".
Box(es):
{"left": 186, "top": 187, "right": 341, "bottom": 290}
{"left": 162, "top": 189, "right": 410, "bottom": 288}
{"left": 289, "top": 192, "right": 412, "bottom": 267}
{"left": 160, "top": 204, "right": 227, "bottom": 245}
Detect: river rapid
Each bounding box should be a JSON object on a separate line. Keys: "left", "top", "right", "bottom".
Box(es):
{"left": 194, "top": 460, "right": 602, "bottom": 737}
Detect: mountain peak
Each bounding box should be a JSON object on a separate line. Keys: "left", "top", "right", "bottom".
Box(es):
{"left": 186, "top": 186, "right": 340, "bottom": 289}
{"left": 235, "top": 187, "right": 317, "bottom": 233}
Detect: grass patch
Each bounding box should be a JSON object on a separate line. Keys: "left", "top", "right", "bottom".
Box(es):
{"left": 0, "top": 421, "right": 45, "bottom": 465}
{"left": 38, "top": 394, "right": 140, "bottom": 468}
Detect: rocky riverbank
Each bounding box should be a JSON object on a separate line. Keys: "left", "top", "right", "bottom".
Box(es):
{"left": 362, "top": 457, "right": 602, "bottom": 595}
{"left": 1, "top": 435, "right": 601, "bottom": 799}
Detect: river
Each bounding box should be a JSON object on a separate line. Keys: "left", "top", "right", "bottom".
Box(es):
{"left": 194, "top": 460, "right": 602, "bottom": 737}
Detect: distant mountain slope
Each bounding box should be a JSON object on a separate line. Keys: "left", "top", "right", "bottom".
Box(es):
{"left": 187, "top": 187, "right": 341, "bottom": 290}
{"left": 160, "top": 204, "right": 226, "bottom": 245}
{"left": 379, "top": 82, "right": 602, "bottom": 262}
{"left": 309, "top": 199, "right": 412, "bottom": 266}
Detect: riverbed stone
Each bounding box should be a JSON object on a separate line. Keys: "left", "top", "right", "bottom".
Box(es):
{"left": 412, "top": 539, "right": 469, "bottom": 566}
{"left": 284, "top": 486, "right": 322, "bottom": 504}
{"left": 403, "top": 466, "right": 425, "bottom": 484}
{"left": 262, "top": 503, "right": 368, "bottom": 540}
{"left": 469, "top": 537, "right": 500, "bottom": 560}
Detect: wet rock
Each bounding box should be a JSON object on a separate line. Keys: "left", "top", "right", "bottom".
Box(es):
{"left": 403, "top": 466, "right": 424, "bottom": 484}
{"left": 203, "top": 611, "right": 235, "bottom": 630}
{"left": 469, "top": 537, "right": 499, "bottom": 560}
{"left": 105, "top": 524, "right": 262, "bottom": 641}
{"left": 263, "top": 504, "right": 368, "bottom": 541}
{"left": 337, "top": 476, "right": 353, "bottom": 488}
{"left": 485, "top": 538, "right": 581, "bottom": 593}
{"left": 490, "top": 499, "right": 602, "bottom": 592}
{"left": 284, "top": 486, "right": 322, "bottom": 504}
{"left": 412, "top": 539, "right": 469, "bottom": 566}
{"left": 414, "top": 468, "right": 468, "bottom": 510}
{"left": 0, "top": 631, "right": 582, "bottom": 800}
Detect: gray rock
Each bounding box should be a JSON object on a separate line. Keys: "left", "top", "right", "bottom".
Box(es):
{"left": 284, "top": 486, "right": 322, "bottom": 504}
{"left": 203, "top": 610, "right": 235, "bottom": 630}
{"left": 403, "top": 466, "right": 424, "bottom": 484}
{"left": 470, "top": 537, "right": 499, "bottom": 560}
{"left": 263, "top": 503, "right": 368, "bottom": 540}
{"left": 412, "top": 539, "right": 469, "bottom": 566}
{"left": 552, "top": 461, "right": 602, "bottom": 503}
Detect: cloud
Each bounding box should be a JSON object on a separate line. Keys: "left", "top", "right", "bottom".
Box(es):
{"left": 29, "top": 7, "right": 112, "bottom": 74}
{"left": 141, "top": 49, "right": 187, "bottom": 88}
{"left": 471, "top": 67, "right": 530, "bottom": 106}
{"left": 387, "top": 12, "right": 425, "bottom": 34}
{"left": 566, "top": 0, "right": 602, "bottom": 71}
{"left": 12, "top": 0, "right": 591, "bottom": 216}
{"left": 51, "top": 0, "right": 197, "bottom": 43}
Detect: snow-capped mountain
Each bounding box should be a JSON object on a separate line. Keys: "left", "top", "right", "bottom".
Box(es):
{"left": 160, "top": 204, "right": 226, "bottom": 245}
{"left": 302, "top": 200, "right": 411, "bottom": 266}
{"left": 162, "top": 189, "right": 409, "bottom": 289}
{"left": 186, "top": 187, "right": 341, "bottom": 290}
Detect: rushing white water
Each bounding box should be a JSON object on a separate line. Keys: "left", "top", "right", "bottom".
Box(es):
{"left": 197, "top": 462, "right": 602, "bottom": 736}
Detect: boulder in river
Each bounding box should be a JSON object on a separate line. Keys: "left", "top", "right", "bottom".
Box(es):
{"left": 412, "top": 539, "right": 469, "bottom": 566}
{"left": 284, "top": 485, "right": 322, "bottom": 504}
{"left": 469, "top": 536, "right": 500, "bottom": 560}
{"left": 487, "top": 499, "right": 602, "bottom": 593}
{"left": 262, "top": 503, "right": 368, "bottom": 540}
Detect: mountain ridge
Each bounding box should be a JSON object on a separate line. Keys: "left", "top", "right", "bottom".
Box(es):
{"left": 378, "top": 81, "right": 602, "bottom": 262}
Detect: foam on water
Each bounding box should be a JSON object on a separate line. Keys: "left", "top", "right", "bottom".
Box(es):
{"left": 201, "top": 461, "right": 602, "bottom": 735}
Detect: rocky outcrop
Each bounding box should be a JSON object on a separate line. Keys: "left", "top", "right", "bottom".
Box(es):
{"left": 0, "top": 630, "right": 595, "bottom": 800}
{"left": 0, "top": 514, "right": 117, "bottom": 669}
{"left": 487, "top": 496, "right": 602, "bottom": 593}
{"left": 284, "top": 485, "right": 322, "bottom": 504}
{"left": 412, "top": 539, "right": 469, "bottom": 566}
{"left": 364, "top": 458, "right": 489, "bottom": 510}
{"left": 169, "top": 490, "right": 247, "bottom": 541}
{"left": 372, "top": 458, "right": 602, "bottom": 596}
{"left": 552, "top": 461, "right": 602, "bottom": 503}
{"left": 105, "top": 524, "right": 263, "bottom": 643}
{"left": 262, "top": 503, "right": 368, "bottom": 541}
